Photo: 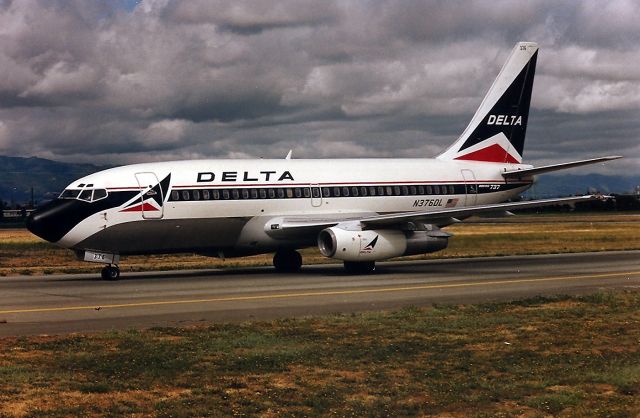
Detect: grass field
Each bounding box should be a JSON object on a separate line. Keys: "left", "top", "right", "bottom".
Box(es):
{"left": 1, "top": 213, "right": 640, "bottom": 416}
{"left": 2, "top": 291, "right": 640, "bottom": 416}
{"left": 1, "top": 212, "right": 639, "bottom": 276}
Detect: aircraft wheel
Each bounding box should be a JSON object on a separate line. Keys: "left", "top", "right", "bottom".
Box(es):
{"left": 101, "top": 266, "right": 120, "bottom": 281}
{"left": 273, "top": 250, "right": 302, "bottom": 273}
{"left": 344, "top": 261, "right": 376, "bottom": 275}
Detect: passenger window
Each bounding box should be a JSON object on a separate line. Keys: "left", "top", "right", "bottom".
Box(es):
{"left": 306, "top": 188, "right": 314, "bottom": 198}
{"left": 242, "top": 189, "right": 249, "bottom": 199}
{"left": 202, "top": 190, "right": 210, "bottom": 200}
{"left": 342, "top": 187, "right": 349, "bottom": 197}
{"left": 93, "top": 189, "right": 108, "bottom": 201}
{"left": 232, "top": 189, "right": 240, "bottom": 199}
{"left": 268, "top": 189, "right": 276, "bottom": 198}
{"left": 418, "top": 185, "right": 425, "bottom": 195}
{"left": 193, "top": 190, "right": 200, "bottom": 200}
{"left": 449, "top": 185, "right": 455, "bottom": 194}
{"left": 212, "top": 190, "right": 220, "bottom": 200}
{"left": 379, "top": 186, "right": 386, "bottom": 196}
{"left": 393, "top": 186, "right": 400, "bottom": 196}
{"left": 409, "top": 186, "right": 417, "bottom": 195}
{"left": 433, "top": 185, "right": 440, "bottom": 195}
{"left": 333, "top": 187, "right": 341, "bottom": 197}
{"left": 277, "top": 189, "right": 285, "bottom": 198}
{"left": 369, "top": 186, "right": 377, "bottom": 196}
{"left": 182, "top": 190, "right": 190, "bottom": 200}
{"left": 222, "top": 190, "right": 230, "bottom": 200}
{"left": 401, "top": 186, "right": 408, "bottom": 195}
{"left": 250, "top": 189, "right": 258, "bottom": 199}
{"left": 360, "top": 187, "right": 367, "bottom": 196}
{"left": 259, "top": 189, "right": 267, "bottom": 199}
{"left": 426, "top": 185, "right": 433, "bottom": 195}
{"left": 286, "top": 188, "right": 294, "bottom": 198}
{"left": 322, "top": 187, "right": 330, "bottom": 197}
{"left": 294, "top": 188, "right": 302, "bottom": 198}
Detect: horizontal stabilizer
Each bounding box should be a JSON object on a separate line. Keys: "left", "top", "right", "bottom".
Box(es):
{"left": 502, "top": 156, "right": 622, "bottom": 179}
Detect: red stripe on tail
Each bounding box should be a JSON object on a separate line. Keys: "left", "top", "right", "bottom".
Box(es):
{"left": 454, "top": 144, "right": 520, "bottom": 164}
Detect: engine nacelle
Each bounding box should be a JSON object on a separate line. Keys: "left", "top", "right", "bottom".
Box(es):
{"left": 317, "top": 227, "right": 448, "bottom": 262}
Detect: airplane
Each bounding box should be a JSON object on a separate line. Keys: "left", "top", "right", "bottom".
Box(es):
{"left": 26, "top": 42, "right": 621, "bottom": 280}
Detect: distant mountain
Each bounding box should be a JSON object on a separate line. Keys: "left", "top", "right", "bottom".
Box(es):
{"left": 0, "top": 156, "right": 109, "bottom": 206}
{"left": 1, "top": 155, "right": 638, "bottom": 207}
{"left": 524, "top": 174, "right": 640, "bottom": 198}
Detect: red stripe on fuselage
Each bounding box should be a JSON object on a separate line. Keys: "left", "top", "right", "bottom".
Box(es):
{"left": 120, "top": 202, "right": 159, "bottom": 212}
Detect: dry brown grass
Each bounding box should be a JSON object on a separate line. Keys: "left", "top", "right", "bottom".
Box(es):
{"left": 1, "top": 212, "right": 639, "bottom": 276}
{"left": 2, "top": 292, "right": 640, "bottom": 416}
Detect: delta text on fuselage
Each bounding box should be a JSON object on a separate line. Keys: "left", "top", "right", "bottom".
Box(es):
{"left": 196, "top": 170, "right": 295, "bottom": 183}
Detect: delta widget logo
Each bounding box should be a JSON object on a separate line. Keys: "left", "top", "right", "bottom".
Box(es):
{"left": 360, "top": 235, "right": 379, "bottom": 253}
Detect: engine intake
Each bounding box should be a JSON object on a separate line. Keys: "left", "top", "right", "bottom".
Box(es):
{"left": 317, "top": 227, "right": 448, "bottom": 262}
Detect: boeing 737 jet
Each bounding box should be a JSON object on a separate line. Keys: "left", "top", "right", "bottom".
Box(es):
{"left": 27, "top": 42, "right": 620, "bottom": 279}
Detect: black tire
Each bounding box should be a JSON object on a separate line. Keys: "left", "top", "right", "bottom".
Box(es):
{"left": 273, "top": 250, "right": 302, "bottom": 273}
{"left": 343, "top": 261, "right": 376, "bottom": 275}
{"left": 101, "top": 266, "right": 120, "bottom": 281}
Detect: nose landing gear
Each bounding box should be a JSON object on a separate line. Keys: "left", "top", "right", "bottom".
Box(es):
{"left": 101, "top": 265, "right": 120, "bottom": 280}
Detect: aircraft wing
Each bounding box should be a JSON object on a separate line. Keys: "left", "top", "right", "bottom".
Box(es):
{"left": 266, "top": 194, "right": 606, "bottom": 238}
{"left": 358, "top": 195, "right": 604, "bottom": 227}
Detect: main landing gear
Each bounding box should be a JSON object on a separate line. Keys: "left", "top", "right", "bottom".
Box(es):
{"left": 273, "top": 249, "right": 302, "bottom": 273}
{"left": 343, "top": 261, "right": 376, "bottom": 274}
{"left": 101, "top": 265, "right": 120, "bottom": 280}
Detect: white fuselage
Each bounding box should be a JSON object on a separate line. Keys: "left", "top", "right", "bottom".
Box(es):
{"left": 53, "top": 158, "right": 532, "bottom": 256}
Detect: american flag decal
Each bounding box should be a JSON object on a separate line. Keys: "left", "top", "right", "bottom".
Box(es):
{"left": 445, "top": 198, "right": 459, "bottom": 208}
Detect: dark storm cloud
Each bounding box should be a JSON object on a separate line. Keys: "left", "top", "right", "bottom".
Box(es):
{"left": 0, "top": 0, "right": 637, "bottom": 174}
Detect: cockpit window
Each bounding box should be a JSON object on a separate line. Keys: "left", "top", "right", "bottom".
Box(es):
{"left": 79, "top": 189, "right": 93, "bottom": 201}
{"left": 93, "top": 189, "right": 108, "bottom": 200}
{"left": 60, "top": 189, "right": 81, "bottom": 199}
{"left": 59, "top": 187, "right": 108, "bottom": 202}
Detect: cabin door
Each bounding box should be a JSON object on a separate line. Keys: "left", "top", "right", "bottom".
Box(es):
{"left": 461, "top": 169, "right": 478, "bottom": 206}
{"left": 134, "top": 172, "right": 164, "bottom": 219}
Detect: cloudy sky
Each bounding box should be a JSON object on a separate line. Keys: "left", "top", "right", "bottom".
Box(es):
{"left": 0, "top": 0, "right": 638, "bottom": 175}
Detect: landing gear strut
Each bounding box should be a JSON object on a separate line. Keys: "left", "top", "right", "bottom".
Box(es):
{"left": 101, "top": 265, "right": 120, "bottom": 280}
{"left": 343, "top": 261, "right": 376, "bottom": 274}
{"left": 273, "top": 250, "right": 302, "bottom": 273}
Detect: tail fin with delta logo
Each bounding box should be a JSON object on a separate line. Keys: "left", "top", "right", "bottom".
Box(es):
{"left": 438, "top": 42, "right": 538, "bottom": 164}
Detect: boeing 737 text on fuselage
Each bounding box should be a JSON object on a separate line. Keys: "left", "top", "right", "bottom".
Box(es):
{"left": 27, "top": 42, "right": 621, "bottom": 279}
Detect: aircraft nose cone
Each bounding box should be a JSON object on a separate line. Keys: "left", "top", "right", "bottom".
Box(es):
{"left": 26, "top": 200, "right": 77, "bottom": 243}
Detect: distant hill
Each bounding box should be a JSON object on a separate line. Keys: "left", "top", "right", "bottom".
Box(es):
{"left": 1, "top": 155, "right": 638, "bottom": 207}
{"left": 524, "top": 174, "right": 640, "bottom": 198}
{"left": 0, "top": 156, "right": 109, "bottom": 206}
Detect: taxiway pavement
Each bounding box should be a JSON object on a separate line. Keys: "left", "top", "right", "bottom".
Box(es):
{"left": 1, "top": 251, "right": 639, "bottom": 336}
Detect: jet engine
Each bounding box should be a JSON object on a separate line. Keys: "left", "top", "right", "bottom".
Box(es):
{"left": 317, "top": 226, "right": 448, "bottom": 262}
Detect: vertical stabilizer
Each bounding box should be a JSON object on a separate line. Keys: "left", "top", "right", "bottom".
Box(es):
{"left": 437, "top": 42, "right": 538, "bottom": 163}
